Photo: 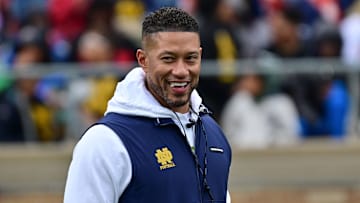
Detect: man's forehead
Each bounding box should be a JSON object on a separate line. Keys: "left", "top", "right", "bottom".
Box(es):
{"left": 142, "top": 32, "right": 200, "bottom": 48}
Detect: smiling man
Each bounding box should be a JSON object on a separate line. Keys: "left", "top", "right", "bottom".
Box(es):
{"left": 64, "top": 7, "right": 232, "bottom": 203}
{"left": 138, "top": 30, "right": 201, "bottom": 112}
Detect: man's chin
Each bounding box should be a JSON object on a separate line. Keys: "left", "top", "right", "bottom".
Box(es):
{"left": 167, "top": 98, "right": 189, "bottom": 108}
{"left": 169, "top": 101, "right": 187, "bottom": 108}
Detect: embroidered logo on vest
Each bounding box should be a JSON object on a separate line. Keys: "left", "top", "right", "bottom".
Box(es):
{"left": 155, "top": 147, "right": 176, "bottom": 170}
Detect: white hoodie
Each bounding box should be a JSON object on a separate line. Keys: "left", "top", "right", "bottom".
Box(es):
{"left": 64, "top": 68, "right": 231, "bottom": 203}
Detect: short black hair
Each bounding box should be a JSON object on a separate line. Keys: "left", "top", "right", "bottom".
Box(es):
{"left": 142, "top": 7, "right": 199, "bottom": 38}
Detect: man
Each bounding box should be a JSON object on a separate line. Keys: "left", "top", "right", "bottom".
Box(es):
{"left": 64, "top": 7, "right": 232, "bottom": 203}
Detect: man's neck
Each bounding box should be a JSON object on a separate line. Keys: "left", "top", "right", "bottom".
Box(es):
{"left": 171, "top": 104, "right": 190, "bottom": 114}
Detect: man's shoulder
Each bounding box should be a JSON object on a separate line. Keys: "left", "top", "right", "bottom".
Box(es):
{"left": 76, "top": 124, "right": 124, "bottom": 156}
{"left": 100, "top": 113, "right": 150, "bottom": 123}
{"left": 82, "top": 124, "right": 119, "bottom": 143}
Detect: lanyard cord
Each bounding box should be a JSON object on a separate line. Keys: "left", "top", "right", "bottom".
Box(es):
{"left": 172, "top": 108, "right": 215, "bottom": 201}
{"left": 189, "top": 106, "right": 215, "bottom": 201}
{"left": 196, "top": 114, "right": 215, "bottom": 201}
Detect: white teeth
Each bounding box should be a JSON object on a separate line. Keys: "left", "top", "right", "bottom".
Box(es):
{"left": 170, "top": 82, "right": 187, "bottom": 87}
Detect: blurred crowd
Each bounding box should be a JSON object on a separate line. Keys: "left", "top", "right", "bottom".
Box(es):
{"left": 0, "top": 0, "right": 359, "bottom": 149}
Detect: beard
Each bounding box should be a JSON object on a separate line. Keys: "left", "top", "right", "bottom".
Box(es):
{"left": 146, "top": 77, "right": 195, "bottom": 109}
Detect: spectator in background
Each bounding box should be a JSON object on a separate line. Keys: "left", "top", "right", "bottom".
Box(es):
{"left": 113, "top": 0, "right": 145, "bottom": 47}
{"left": 260, "top": 90, "right": 300, "bottom": 146}
{"left": 297, "top": 26, "right": 350, "bottom": 140}
{"left": 262, "top": 4, "right": 350, "bottom": 140}
{"left": 221, "top": 73, "right": 271, "bottom": 149}
{"left": 7, "top": 25, "right": 66, "bottom": 142}
{"left": 47, "top": 0, "right": 90, "bottom": 62}
{"left": 257, "top": 5, "right": 315, "bottom": 139}
{"left": 83, "top": 0, "right": 137, "bottom": 64}
{"left": 67, "top": 31, "right": 118, "bottom": 138}
{"left": 340, "top": 1, "right": 360, "bottom": 67}
{"left": 197, "top": 0, "right": 242, "bottom": 119}
{"left": 64, "top": 0, "right": 137, "bottom": 138}
{"left": 221, "top": 72, "right": 299, "bottom": 149}
{"left": 261, "top": 5, "right": 314, "bottom": 58}
{"left": 234, "top": 0, "right": 272, "bottom": 58}
{"left": 0, "top": 75, "right": 24, "bottom": 142}
{"left": 0, "top": 0, "right": 49, "bottom": 64}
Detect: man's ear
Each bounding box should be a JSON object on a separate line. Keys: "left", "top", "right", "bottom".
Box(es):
{"left": 136, "top": 49, "right": 147, "bottom": 71}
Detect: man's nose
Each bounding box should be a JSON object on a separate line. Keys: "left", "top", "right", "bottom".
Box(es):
{"left": 172, "top": 60, "right": 188, "bottom": 77}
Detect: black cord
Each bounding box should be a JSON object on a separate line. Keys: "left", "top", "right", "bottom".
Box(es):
{"left": 190, "top": 106, "right": 215, "bottom": 201}
{"left": 197, "top": 115, "right": 215, "bottom": 201}
{"left": 173, "top": 108, "right": 215, "bottom": 201}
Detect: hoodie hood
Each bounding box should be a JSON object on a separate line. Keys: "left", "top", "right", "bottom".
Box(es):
{"left": 105, "top": 67, "right": 203, "bottom": 122}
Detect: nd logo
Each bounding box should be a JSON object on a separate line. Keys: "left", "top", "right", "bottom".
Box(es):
{"left": 155, "top": 147, "right": 176, "bottom": 170}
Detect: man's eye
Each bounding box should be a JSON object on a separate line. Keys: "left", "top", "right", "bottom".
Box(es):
{"left": 186, "top": 55, "right": 198, "bottom": 62}
{"left": 161, "top": 57, "right": 174, "bottom": 62}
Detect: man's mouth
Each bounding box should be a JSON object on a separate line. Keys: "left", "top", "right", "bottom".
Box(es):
{"left": 169, "top": 82, "right": 189, "bottom": 88}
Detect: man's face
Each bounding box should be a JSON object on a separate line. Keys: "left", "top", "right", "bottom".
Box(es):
{"left": 137, "top": 32, "right": 202, "bottom": 113}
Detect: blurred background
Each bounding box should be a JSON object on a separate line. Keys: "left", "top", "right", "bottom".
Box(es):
{"left": 1, "top": 0, "right": 360, "bottom": 202}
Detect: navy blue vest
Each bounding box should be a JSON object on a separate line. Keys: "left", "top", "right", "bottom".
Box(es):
{"left": 97, "top": 112, "right": 231, "bottom": 203}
